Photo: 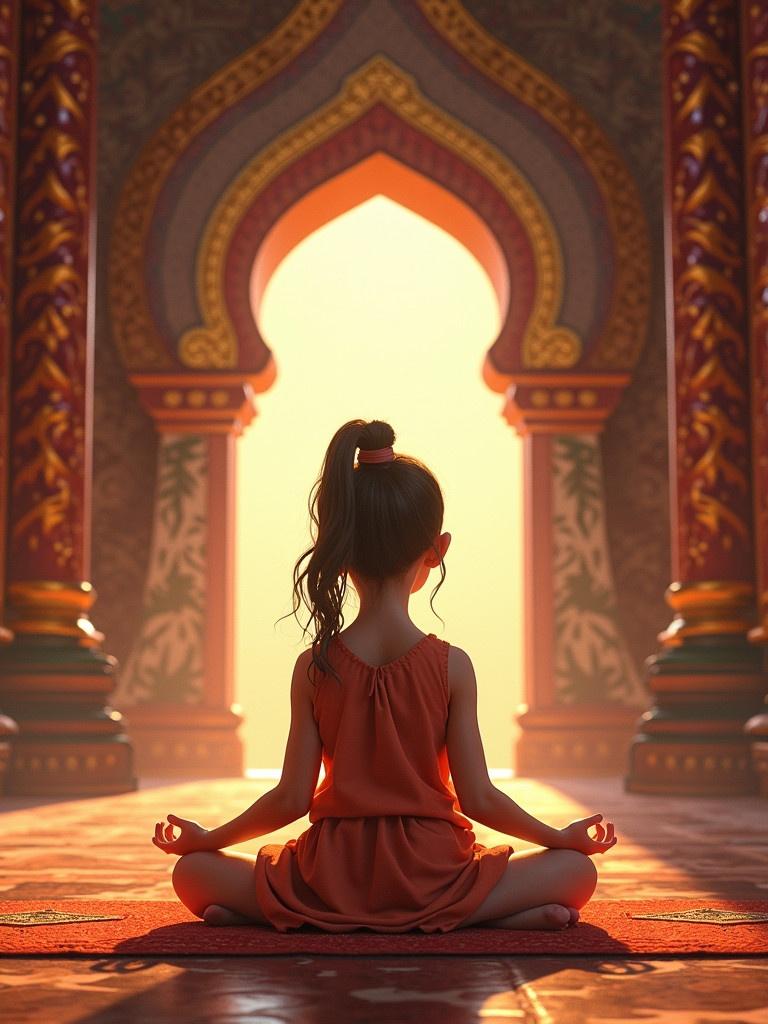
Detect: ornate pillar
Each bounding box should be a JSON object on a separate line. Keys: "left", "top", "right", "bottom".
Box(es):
{"left": 743, "top": 0, "right": 768, "bottom": 793}
{"left": 0, "top": 2, "right": 19, "bottom": 786}
{"left": 0, "top": 1, "right": 17, "bottom": 648}
{"left": 0, "top": 0, "right": 135, "bottom": 795}
{"left": 626, "top": 0, "right": 765, "bottom": 795}
{"left": 110, "top": 374, "right": 258, "bottom": 777}
{"left": 502, "top": 376, "right": 650, "bottom": 775}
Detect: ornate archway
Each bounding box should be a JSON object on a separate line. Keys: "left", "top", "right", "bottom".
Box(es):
{"left": 108, "top": 20, "right": 651, "bottom": 775}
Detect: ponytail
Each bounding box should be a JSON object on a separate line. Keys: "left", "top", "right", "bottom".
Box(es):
{"left": 276, "top": 418, "right": 446, "bottom": 683}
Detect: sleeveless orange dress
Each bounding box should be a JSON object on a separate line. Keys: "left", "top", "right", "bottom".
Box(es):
{"left": 254, "top": 632, "right": 513, "bottom": 932}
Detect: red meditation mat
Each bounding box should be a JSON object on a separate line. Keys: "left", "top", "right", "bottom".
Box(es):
{"left": 1, "top": 899, "right": 767, "bottom": 956}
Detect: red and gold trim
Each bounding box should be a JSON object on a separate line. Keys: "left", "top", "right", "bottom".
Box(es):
{"left": 490, "top": 372, "right": 631, "bottom": 437}
{"left": 743, "top": 0, "right": 768, "bottom": 644}
{"left": 130, "top": 370, "right": 275, "bottom": 435}
{"left": 664, "top": 0, "right": 753, "bottom": 585}
{"left": 0, "top": 0, "right": 18, "bottom": 643}
{"left": 5, "top": 580, "right": 102, "bottom": 646}
{"left": 7, "top": 0, "right": 97, "bottom": 584}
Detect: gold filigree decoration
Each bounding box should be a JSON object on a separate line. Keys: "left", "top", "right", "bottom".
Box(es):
{"left": 417, "top": 0, "right": 651, "bottom": 371}
{"left": 524, "top": 328, "right": 581, "bottom": 370}
{"left": 667, "top": 1, "right": 752, "bottom": 572}
{"left": 12, "top": 6, "right": 94, "bottom": 572}
{"left": 108, "top": 0, "right": 344, "bottom": 371}
{"left": 180, "top": 57, "right": 578, "bottom": 370}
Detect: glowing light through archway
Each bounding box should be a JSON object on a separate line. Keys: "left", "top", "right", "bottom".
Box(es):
{"left": 236, "top": 195, "right": 523, "bottom": 770}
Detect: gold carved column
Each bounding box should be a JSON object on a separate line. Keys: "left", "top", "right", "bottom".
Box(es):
{"left": 626, "top": 0, "right": 765, "bottom": 795}
{"left": 0, "top": 0, "right": 17, "bottom": 650}
{"left": 0, "top": 0, "right": 19, "bottom": 789}
{"left": 743, "top": 0, "right": 768, "bottom": 794}
{"left": 0, "top": 0, "right": 135, "bottom": 795}
{"left": 500, "top": 376, "right": 650, "bottom": 776}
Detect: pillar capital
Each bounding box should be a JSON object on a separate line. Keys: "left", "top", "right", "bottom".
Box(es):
{"left": 487, "top": 371, "right": 631, "bottom": 437}
{"left": 130, "top": 369, "right": 275, "bottom": 436}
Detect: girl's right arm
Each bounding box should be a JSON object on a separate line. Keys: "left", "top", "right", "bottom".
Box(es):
{"left": 445, "top": 646, "right": 617, "bottom": 855}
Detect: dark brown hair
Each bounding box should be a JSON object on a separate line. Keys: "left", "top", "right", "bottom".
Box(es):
{"left": 276, "top": 419, "right": 446, "bottom": 684}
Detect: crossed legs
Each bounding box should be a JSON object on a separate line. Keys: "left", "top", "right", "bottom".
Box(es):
{"left": 458, "top": 847, "right": 599, "bottom": 930}
{"left": 171, "top": 845, "right": 598, "bottom": 930}
{"left": 171, "top": 850, "right": 268, "bottom": 926}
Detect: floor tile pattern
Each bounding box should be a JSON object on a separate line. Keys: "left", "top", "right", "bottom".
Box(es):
{"left": 1, "top": 776, "right": 766, "bottom": 1022}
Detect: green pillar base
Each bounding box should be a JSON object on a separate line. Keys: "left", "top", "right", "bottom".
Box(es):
{"left": 625, "top": 639, "right": 766, "bottom": 795}
{"left": 0, "top": 635, "right": 137, "bottom": 796}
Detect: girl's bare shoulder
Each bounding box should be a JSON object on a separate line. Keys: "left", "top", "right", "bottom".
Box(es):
{"left": 446, "top": 644, "right": 476, "bottom": 698}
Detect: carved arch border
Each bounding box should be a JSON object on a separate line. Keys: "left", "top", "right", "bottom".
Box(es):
{"left": 417, "top": 0, "right": 651, "bottom": 373}
{"left": 108, "top": 0, "right": 650, "bottom": 391}
{"left": 108, "top": 0, "right": 346, "bottom": 372}
{"left": 179, "top": 57, "right": 578, "bottom": 375}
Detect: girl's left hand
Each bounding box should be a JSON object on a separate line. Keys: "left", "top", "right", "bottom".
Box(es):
{"left": 152, "top": 814, "right": 211, "bottom": 855}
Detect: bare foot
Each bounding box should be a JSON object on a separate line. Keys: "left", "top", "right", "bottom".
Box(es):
{"left": 486, "top": 903, "right": 574, "bottom": 930}
{"left": 202, "top": 904, "right": 253, "bottom": 926}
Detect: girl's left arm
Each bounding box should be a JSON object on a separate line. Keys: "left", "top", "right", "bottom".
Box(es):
{"left": 153, "top": 650, "right": 322, "bottom": 854}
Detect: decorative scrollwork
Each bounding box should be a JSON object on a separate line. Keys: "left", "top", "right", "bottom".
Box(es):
{"left": 9, "top": 0, "right": 95, "bottom": 578}
{"left": 181, "top": 56, "right": 578, "bottom": 370}
{"left": 665, "top": 0, "right": 753, "bottom": 580}
{"left": 108, "top": 0, "right": 344, "bottom": 371}
{"left": 416, "top": 0, "right": 650, "bottom": 371}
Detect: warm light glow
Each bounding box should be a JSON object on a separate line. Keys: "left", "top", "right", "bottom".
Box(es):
{"left": 236, "top": 195, "right": 523, "bottom": 770}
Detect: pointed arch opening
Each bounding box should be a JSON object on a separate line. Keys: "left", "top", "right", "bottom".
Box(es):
{"left": 249, "top": 152, "right": 510, "bottom": 327}
{"left": 236, "top": 162, "right": 523, "bottom": 771}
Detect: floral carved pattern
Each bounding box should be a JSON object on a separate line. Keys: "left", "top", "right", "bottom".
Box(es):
{"left": 108, "top": 0, "right": 344, "bottom": 373}
{"left": 665, "top": 0, "right": 753, "bottom": 582}
{"left": 114, "top": 434, "right": 207, "bottom": 706}
{"left": 0, "top": 1, "right": 16, "bottom": 608}
{"left": 744, "top": 2, "right": 768, "bottom": 629}
{"left": 8, "top": 0, "right": 96, "bottom": 580}
{"left": 552, "top": 435, "right": 647, "bottom": 707}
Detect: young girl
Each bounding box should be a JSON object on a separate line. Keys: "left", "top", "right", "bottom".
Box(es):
{"left": 153, "top": 419, "right": 617, "bottom": 932}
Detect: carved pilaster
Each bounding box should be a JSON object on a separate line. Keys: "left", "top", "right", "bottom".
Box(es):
{"left": 111, "top": 385, "right": 252, "bottom": 778}
{"left": 503, "top": 386, "right": 648, "bottom": 776}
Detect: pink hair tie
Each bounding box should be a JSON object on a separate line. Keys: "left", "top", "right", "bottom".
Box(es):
{"left": 358, "top": 446, "right": 395, "bottom": 464}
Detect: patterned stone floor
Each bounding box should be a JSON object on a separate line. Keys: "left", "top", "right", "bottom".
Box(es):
{"left": 1, "top": 775, "right": 767, "bottom": 1022}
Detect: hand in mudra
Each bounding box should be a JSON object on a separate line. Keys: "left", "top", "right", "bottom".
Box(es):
{"left": 559, "top": 814, "right": 616, "bottom": 855}
{"left": 152, "top": 814, "right": 211, "bottom": 855}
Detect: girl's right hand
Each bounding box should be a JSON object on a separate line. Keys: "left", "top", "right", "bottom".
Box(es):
{"left": 558, "top": 814, "right": 616, "bottom": 855}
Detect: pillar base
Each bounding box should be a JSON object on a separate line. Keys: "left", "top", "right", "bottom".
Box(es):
{"left": 0, "top": 635, "right": 137, "bottom": 796}
{"left": 514, "top": 704, "right": 641, "bottom": 776}
{"left": 626, "top": 736, "right": 757, "bottom": 795}
{"left": 625, "top": 639, "right": 765, "bottom": 795}
{"left": 116, "top": 703, "right": 244, "bottom": 778}
{"left": 745, "top": 711, "right": 768, "bottom": 797}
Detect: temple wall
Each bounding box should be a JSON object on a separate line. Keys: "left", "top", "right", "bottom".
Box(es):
{"left": 92, "top": 0, "right": 299, "bottom": 666}
{"left": 91, "top": 0, "right": 668, "bottom": 681}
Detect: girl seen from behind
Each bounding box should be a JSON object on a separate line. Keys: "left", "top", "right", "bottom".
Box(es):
{"left": 153, "top": 418, "right": 617, "bottom": 931}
